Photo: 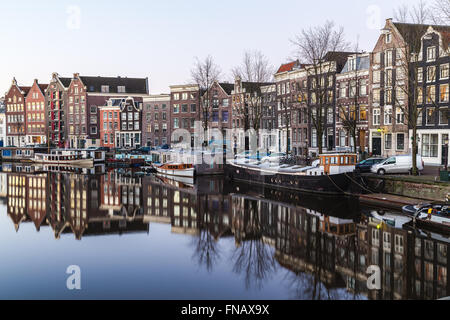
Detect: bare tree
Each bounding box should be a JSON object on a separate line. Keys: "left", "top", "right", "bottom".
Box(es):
{"left": 430, "top": 0, "right": 450, "bottom": 24}
{"left": 191, "top": 55, "right": 222, "bottom": 148}
{"left": 394, "top": 0, "right": 430, "bottom": 24}
{"left": 291, "top": 21, "right": 350, "bottom": 154}
{"left": 232, "top": 51, "right": 274, "bottom": 153}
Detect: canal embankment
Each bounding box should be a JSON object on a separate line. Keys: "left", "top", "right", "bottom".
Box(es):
{"left": 360, "top": 173, "right": 450, "bottom": 209}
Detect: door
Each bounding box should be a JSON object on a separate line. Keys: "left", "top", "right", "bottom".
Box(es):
{"left": 328, "top": 135, "right": 334, "bottom": 151}
{"left": 372, "top": 137, "right": 381, "bottom": 156}
{"left": 359, "top": 130, "right": 366, "bottom": 151}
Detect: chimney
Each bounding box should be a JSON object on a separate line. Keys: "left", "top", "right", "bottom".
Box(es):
{"left": 73, "top": 73, "right": 79, "bottom": 78}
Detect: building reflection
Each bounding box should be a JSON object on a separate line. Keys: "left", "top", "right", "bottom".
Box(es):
{"left": 1, "top": 168, "right": 448, "bottom": 300}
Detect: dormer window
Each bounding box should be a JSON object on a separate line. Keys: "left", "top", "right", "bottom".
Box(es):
{"left": 386, "top": 33, "right": 392, "bottom": 44}
{"left": 101, "top": 85, "right": 110, "bottom": 93}
{"left": 118, "top": 86, "right": 126, "bottom": 93}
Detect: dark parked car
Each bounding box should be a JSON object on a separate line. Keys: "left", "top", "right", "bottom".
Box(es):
{"left": 355, "top": 158, "right": 386, "bottom": 173}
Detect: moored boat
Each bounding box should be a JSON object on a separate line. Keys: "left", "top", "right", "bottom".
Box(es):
{"left": 410, "top": 203, "right": 450, "bottom": 233}
{"left": 155, "top": 163, "right": 195, "bottom": 178}
{"left": 32, "top": 151, "right": 94, "bottom": 167}
{"left": 225, "top": 153, "right": 357, "bottom": 195}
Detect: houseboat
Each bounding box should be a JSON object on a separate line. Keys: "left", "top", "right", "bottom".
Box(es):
{"left": 155, "top": 163, "right": 195, "bottom": 178}
{"left": 32, "top": 150, "right": 94, "bottom": 167}
{"left": 225, "top": 153, "right": 357, "bottom": 195}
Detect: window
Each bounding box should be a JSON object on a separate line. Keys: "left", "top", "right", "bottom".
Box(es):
{"left": 427, "top": 66, "right": 436, "bottom": 82}
{"left": 173, "top": 104, "right": 179, "bottom": 113}
{"left": 397, "top": 133, "right": 405, "bottom": 150}
{"left": 90, "top": 106, "right": 97, "bottom": 114}
{"left": 384, "top": 106, "right": 392, "bottom": 125}
{"left": 173, "top": 118, "right": 179, "bottom": 129}
{"left": 117, "top": 86, "right": 126, "bottom": 93}
{"left": 386, "top": 69, "right": 393, "bottom": 86}
{"left": 90, "top": 126, "right": 97, "bottom": 134}
{"left": 396, "top": 107, "right": 404, "bottom": 124}
{"left": 426, "top": 86, "right": 436, "bottom": 104}
{"left": 182, "top": 104, "right": 188, "bottom": 113}
{"left": 349, "top": 81, "right": 356, "bottom": 98}
{"left": 439, "top": 108, "right": 448, "bottom": 125}
{"left": 222, "top": 111, "right": 229, "bottom": 122}
{"left": 441, "top": 64, "right": 449, "bottom": 79}
{"left": 339, "top": 82, "right": 347, "bottom": 98}
{"left": 327, "top": 108, "right": 333, "bottom": 124}
{"left": 385, "top": 133, "right": 392, "bottom": 150}
{"left": 385, "top": 89, "right": 392, "bottom": 105}
{"left": 440, "top": 84, "right": 449, "bottom": 102}
{"left": 417, "top": 67, "right": 423, "bottom": 82}
{"left": 173, "top": 93, "right": 179, "bottom": 100}
{"left": 426, "top": 107, "right": 436, "bottom": 125}
{"left": 373, "top": 108, "right": 380, "bottom": 125}
{"left": 373, "top": 70, "right": 381, "bottom": 83}
{"left": 418, "top": 87, "right": 424, "bottom": 104}
{"left": 360, "top": 106, "right": 367, "bottom": 121}
{"left": 311, "top": 129, "right": 317, "bottom": 148}
{"left": 360, "top": 79, "right": 368, "bottom": 96}
{"left": 422, "top": 134, "right": 439, "bottom": 157}
{"left": 417, "top": 109, "right": 423, "bottom": 126}
{"left": 101, "top": 85, "right": 109, "bottom": 93}
{"left": 386, "top": 33, "right": 392, "bottom": 44}
{"left": 373, "top": 89, "right": 381, "bottom": 103}
{"left": 385, "top": 50, "right": 393, "bottom": 66}
{"left": 222, "top": 99, "right": 229, "bottom": 107}
{"left": 190, "top": 104, "right": 196, "bottom": 113}
{"left": 427, "top": 46, "right": 436, "bottom": 61}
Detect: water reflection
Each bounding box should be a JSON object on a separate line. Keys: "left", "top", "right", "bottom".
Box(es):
{"left": 0, "top": 165, "right": 448, "bottom": 300}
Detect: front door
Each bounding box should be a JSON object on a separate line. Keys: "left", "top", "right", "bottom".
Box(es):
{"left": 359, "top": 130, "right": 366, "bottom": 151}
{"left": 372, "top": 137, "right": 381, "bottom": 156}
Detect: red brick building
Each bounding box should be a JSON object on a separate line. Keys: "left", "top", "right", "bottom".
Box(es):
{"left": 99, "top": 103, "right": 120, "bottom": 149}
{"left": 5, "top": 78, "right": 30, "bottom": 147}
{"left": 25, "top": 79, "right": 48, "bottom": 145}
{"left": 169, "top": 84, "right": 201, "bottom": 147}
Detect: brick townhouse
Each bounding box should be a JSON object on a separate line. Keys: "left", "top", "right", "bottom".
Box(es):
{"left": 413, "top": 25, "right": 450, "bottom": 165}
{"left": 335, "top": 53, "right": 370, "bottom": 153}
{"left": 5, "top": 78, "right": 31, "bottom": 147}
{"left": 169, "top": 84, "right": 201, "bottom": 147}
{"left": 25, "top": 79, "right": 48, "bottom": 145}
{"left": 143, "top": 94, "right": 171, "bottom": 147}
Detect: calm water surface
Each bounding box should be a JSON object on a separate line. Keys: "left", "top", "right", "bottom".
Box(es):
{"left": 0, "top": 164, "right": 448, "bottom": 300}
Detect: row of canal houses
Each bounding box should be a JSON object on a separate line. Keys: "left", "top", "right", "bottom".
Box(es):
{"left": 2, "top": 19, "right": 450, "bottom": 164}
{"left": 0, "top": 169, "right": 448, "bottom": 300}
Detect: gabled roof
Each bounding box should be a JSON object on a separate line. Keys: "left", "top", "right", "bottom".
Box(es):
{"left": 241, "top": 82, "right": 274, "bottom": 94}
{"left": 19, "top": 86, "right": 31, "bottom": 96}
{"left": 38, "top": 84, "right": 48, "bottom": 92}
{"left": 79, "top": 76, "right": 148, "bottom": 94}
{"left": 392, "top": 21, "right": 450, "bottom": 52}
{"left": 277, "top": 61, "right": 299, "bottom": 74}
{"left": 218, "top": 83, "right": 234, "bottom": 95}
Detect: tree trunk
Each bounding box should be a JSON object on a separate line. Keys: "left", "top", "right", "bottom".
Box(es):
{"left": 412, "top": 126, "right": 418, "bottom": 176}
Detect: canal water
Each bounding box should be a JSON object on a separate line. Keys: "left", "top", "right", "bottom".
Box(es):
{"left": 0, "top": 165, "right": 448, "bottom": 300}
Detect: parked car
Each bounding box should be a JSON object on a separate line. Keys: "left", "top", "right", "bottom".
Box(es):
{"left": 371, "top": 155, "right": 424, "bottom": 175}
{"left": 355, "top": 157, "right": 386, "bottom": 173}
{"left": 261, "top": 152, "right": 286, "bottom": 164}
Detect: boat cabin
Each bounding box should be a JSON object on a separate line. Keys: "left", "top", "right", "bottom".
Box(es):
{"left": 159, "top": 163, "right": 193, "bottom": 170}
{"left": 307, "top": 153, "right": 357, "bottom": 176}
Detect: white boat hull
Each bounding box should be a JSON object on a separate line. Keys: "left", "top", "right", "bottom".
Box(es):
{"left": 156, "top": 167, "right": 194, "bottom": 178}
{"left": 32, "top": 158, "right": 94, "bottom": 167}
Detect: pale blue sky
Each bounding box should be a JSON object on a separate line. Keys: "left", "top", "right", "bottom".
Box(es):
{"left": 0, "top": 0, "right": 426, "bottom": 95}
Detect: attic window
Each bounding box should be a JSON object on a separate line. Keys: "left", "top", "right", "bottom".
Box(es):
{"left": 386, "top": 33, "right": 392, "bottom": 44}
{"left": 118, "top": 86, "right": 126, "bottom": 93}
{"left": 101, "top": 85, "right": 110, "bottom": 93}
{"left": 89, "top": 86, "right": 95, "bottom": 92}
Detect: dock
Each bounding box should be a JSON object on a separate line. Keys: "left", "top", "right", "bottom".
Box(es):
{"left": 359, "top": 193, "right": 423, "bottom": 211}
